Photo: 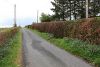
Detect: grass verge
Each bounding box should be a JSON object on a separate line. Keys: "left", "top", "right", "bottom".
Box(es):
{"left": 31, "top": 29, "right": 100, "bottom": 67}
{"left": 0, "top": 30, "right": 22, "bottom": 67}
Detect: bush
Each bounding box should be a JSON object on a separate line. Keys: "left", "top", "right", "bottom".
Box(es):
{"left": 32, "top": 21, "right": 66, "bottom": 38}
{"left": 0, "top": 28, "right": 19, "bottom": 45}
{"left": 31, "top": 18, "right": 100, "bottom": 45}
{"left": 40, "top": 13, "right": 52, "bottom": 22}
{"left": 94, "top": 58, "right": 100, "bottom": 67}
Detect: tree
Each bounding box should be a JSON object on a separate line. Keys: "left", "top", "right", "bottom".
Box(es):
{"left": 51, "top": 0, "right": 60, "bottom": 20}
{"left": 51, "top": 0, "right": 100, "bottom": 20}
{"left": 51, "top": 0, "right": 68, "bottom": 21}
{"left": 89, "top": 0, "right": 100, "bottom": 17}
{"left": 40, "top": 13, "right": 52, "bottom": 22}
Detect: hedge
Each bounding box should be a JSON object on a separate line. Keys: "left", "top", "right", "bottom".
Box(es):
{"left": 31, "top": 18, "right": 100, "bottom": 45}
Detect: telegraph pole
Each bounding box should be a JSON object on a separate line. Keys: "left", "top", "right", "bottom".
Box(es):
{"left": 86, "top": 0, "right": 89, "bottom": 19}
{"left": 14, "top": 4, "right": 17, "bottom": 27}
{"left": 37, "top": 10, "right": 39, "bottom": 23}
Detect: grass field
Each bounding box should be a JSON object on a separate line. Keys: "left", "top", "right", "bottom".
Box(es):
{"left": 31, "top": 29, "right": 100, "bottom": 67}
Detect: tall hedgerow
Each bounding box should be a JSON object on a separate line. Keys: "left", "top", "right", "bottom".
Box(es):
{"left": 31, "top": 18, "right": 100, "bottom": 45}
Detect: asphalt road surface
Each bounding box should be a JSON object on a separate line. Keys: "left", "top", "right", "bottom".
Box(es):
{"left": 22, "top": 28, "right": 93, "bottom": 67}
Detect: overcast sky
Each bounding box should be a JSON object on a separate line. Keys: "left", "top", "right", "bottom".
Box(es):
{"left": 0, "top": 0, "right": 53, "bottom": 28}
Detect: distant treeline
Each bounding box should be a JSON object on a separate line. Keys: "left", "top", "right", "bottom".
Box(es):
{"left": 51, "top": 0, "right": 100, "bottom": 21}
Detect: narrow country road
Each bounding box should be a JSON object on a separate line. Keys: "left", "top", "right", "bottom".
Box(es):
{"left": 22, "top": 28, "right": 93, "bottom": 67}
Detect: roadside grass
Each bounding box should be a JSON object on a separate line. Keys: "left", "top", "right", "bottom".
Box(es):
{"left": 0, "top": 30, "right": 22, "bottom": 67}
{"left": 31, "top": 29, "right": 100, "bottom": 67}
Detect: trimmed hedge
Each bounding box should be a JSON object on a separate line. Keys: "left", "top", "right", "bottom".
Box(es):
{"left": 31, "top": 18, "right": 100, "bottom": 45}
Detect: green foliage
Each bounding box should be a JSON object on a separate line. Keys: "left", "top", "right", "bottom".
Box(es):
{"left": 40, "top": 13, "right": 52, "bottom": 22}
{"left": 94, "top": 58, "right": 100, "bottom": 67}
{"left": 51, "top": 0, "right": 100, "bottom": 20}
{"left": 51, "top": 0, "right": 68, "bottom": 20}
